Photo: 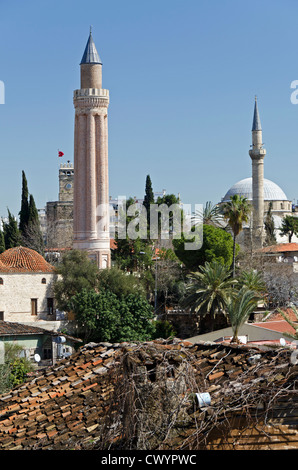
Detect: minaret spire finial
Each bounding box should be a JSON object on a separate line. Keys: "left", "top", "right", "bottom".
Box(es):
{"left": 252, "top": 95, "right": 262, "bottom": 131}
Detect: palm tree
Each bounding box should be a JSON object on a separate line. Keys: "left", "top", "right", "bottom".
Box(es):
{"left": 222, "top": 195, "right": 252, "bottom": 277}
{"left": 237, "top": 269, "right": 266, "bottom": 297}
{"left": 279, "top": 215, "right": 298, "bottom": 243}
{"left": 183, "top": 260, "right": 236, "bottom": 331}
{"left": 192, "top": 201, "right": 224, "bottom": 228}
{"left": 227, "top": 287, "right": 258, "bottom": 343}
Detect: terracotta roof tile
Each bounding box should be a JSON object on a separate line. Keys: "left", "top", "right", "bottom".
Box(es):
{"left": 260, "top": 243, "right": 298, "bottom": 253}
{"left": 0, "top": 339, "right": 297, "bottom": 450}
{"left": 0, "top": 246, "right": 55, "bottom": 273}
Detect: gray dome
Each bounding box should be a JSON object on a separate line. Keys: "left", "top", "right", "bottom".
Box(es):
{"left": 222, "top": 177, "right": 288, "bottom": 202}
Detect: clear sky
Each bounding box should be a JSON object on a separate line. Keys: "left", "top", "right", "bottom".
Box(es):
{"left": 1, "top": 0, "right": 298, "bottom": 219}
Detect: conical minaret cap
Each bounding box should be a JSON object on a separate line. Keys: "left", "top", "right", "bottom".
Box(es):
{"left": 80, "top": 31, "right": 102, "bottom": 65}
{"left": 252, "top": 96, "right": 262, "bottom": 131}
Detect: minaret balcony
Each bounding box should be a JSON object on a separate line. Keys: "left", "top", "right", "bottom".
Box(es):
{"left": 73, "top": 88, "right": 109, "bottom": 99}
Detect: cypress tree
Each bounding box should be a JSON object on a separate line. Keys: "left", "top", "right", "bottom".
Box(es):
{"left": 0, "top": 225, "right": 5, "bottom": 253}
{"left": 143, "top": 175, "right": 154, "bottom": 227}
{"left": 3, "top": 209, "right": 22, "bottom": 249}
{"left": 28, "top": 194, "right": 39, "bottom": 225}
{"left": 24, "top": 194, "right": 44, "bottom": 255}
{"left": 19, "top": 171, "right": 29, "bottom": 234}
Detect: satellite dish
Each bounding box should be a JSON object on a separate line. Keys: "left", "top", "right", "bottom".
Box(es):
{"left": 34, "top": 354, "right": 41, "bottom": 363}
{"left": 280, "top": 338, "right": 286, "bottom": 346}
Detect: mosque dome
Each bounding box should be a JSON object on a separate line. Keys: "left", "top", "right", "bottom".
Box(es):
{"left": 222, "top": 177, "right": 288, "bottom": 203}
{"left": 0, "top": 246, "right": 55, "bottom": 273}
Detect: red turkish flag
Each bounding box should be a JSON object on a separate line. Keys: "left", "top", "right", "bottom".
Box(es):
{"left": 58, "top": 151, "right": 64, "bottom": 157}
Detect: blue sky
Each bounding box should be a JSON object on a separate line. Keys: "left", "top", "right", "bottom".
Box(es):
{"left": 1, "top": 0, "right": 298, "bottom": 218}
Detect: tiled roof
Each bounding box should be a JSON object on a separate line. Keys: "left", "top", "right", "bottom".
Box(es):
{"left": 253, "top": 320, "right": 296, "bottom": 335}
{"left": 0, "top": 321, "right": 54, "bottom": 336}
{"left": 260, "top": 243, "right": 298, "bottom": 253}
{"left": 0, "top": 339, "right": 297, "bottom": 450}
{"left": 0, "top": 246, "right": 55, "bottom": 273}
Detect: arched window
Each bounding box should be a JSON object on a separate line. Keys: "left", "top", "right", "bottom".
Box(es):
{"left": 0, "top": 278, "right": 3, "bottom": 285}
{"left": 41, "top": 278, "right": 46, "bottom": 284}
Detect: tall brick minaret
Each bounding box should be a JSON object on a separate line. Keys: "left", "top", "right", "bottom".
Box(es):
{"left": 249, "top": 96, "right": 266, "bottom": 248}
{"left": 73, "top": 30, "right": 111, "bottom": 268}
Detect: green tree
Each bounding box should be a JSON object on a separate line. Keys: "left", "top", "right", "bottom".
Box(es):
{"left": 19, "top": 170, "right": 29, "bottom": 235}
{"left": 22, "top": 194, "right": 44, "bottom": 254}
{"left": 237, "top": 269, "right": 266, "bottom": 298}
{"left": 98, "top": 267, "right": 146, "bottom": 297}
{"left": 279, "top": 215, "right": 298, "bottom": 243}
{"left": 192, "top": 201, "right": 224, "bottom": 228}
{"left": 173, "top": 224, "right": 235, "bottom": 271}
{"left": 54, "top": 249, "right": 100, "bottom": 311}
{"left": 71, "top": 288, "right": 155, "bottom": 343}
{"left": 222, "top": 195, "right": 252, "bottom": 277}
{"left": 227, "top": 287, "right": 258, "bottom": 343}
{"left": 113, "top": 197, "right": 153, "bottom": 273}
{"left": 264, "top": 201, "right": 276, "bottom": 246}
{"left": 0, "top": 227, "right": 5, "bottom": 254}
{"left": 0, "top": 343, "right": 33, "bottom": 393}
{"left": 183, "top": 260, "right": 236, "bottom": 331}
{"left": 143, "top": 174, "right": 155, "bottom": 226}
{"left": 3, "top": 209, "right": 22, "bottom": 249}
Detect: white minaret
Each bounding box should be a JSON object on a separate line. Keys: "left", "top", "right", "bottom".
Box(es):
{"left": 249, "top": 96, "right": 266, "bottom": 247}
{"left": 73, "top": 30, "right": 111, "bottom": 268}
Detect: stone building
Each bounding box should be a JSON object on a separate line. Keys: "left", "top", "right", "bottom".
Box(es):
{"left": 46, "top": 162, "right": 74, "bottom": 249}
{"left": 0, "top": 246, "right": 57, "bottom": 323}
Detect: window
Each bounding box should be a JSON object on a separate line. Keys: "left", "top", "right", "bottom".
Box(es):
{"left": 43, "top": 348, "right": 52, "bottom": 360}
{"left": 47, "top": 298, "right": 54, "bottom": 315}
{"left": 0, "top": 312, "right": 4, "bottom": 320}
{"left": 41, "top": 278, "right": 46, "bottom": 284}
{"left": 31, "top": 299, "right": 38, "bottom": 316}
{"left": 0, "top": 278, "right": 3, "bottom": 285}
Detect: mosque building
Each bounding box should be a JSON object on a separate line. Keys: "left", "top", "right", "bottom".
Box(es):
{"left": 220, "top": 97, "right": 294, "bottom": 245}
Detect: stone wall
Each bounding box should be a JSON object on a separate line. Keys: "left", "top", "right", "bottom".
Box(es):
{"left": 0, "top": 272, "right": 57, "bottom": 322}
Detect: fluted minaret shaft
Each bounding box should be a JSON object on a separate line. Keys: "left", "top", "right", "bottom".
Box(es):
{"left": 73, "top": 32, "right": 111, "bottom": 268}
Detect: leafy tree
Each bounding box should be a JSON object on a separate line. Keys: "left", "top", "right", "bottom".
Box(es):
{"left": 113, "top": 196, "right": 154, "bottom": 273}
{"left": 71, "top": 288, "right": 155, "bottom": 343}
{"left": 54, "top": 249, "right": 100, "bottom": 311}
{"left": 173, "top": 224, "right": 235, "bottom": 271}
{"left": 227, "top": 287, "right": 258, "bottom": 343}
{"left": 3, "top": 209, "right": 22, "bottom": 249}
{"left": 279, "top": 215, "right": 298, "bottom": 243}
{"left": 98, "top": 267, "right": 146, "bottom": 298}
{"left": 264, "top": 201, "right": 276, "bottom": 246}
{"left": 152, "top": 319, "right": 177, "bottom": 339}
{"left": 0, "top": 343, "right": 33, "bottom": 393}
{"left": 19, "top": 170, "right": 29, "bottom": 235}
{"left": 222, "top": 195, "right": 252, "bottom": 277}
{"left": 183, "top": 260, "right": 236, "bottom": 331}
